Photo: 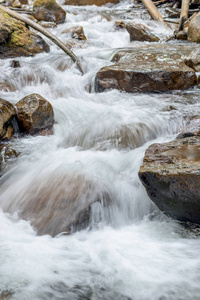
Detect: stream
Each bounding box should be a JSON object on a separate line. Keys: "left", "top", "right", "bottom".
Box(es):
{"left": 1, "top": 1, "right": 200, "bottom": 299}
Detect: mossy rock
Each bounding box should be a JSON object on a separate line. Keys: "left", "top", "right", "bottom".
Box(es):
{"left": 0, "top": 7, "right": 49, "bottom": 58}
{"left": 33, "top": 0, "right": 66, "bottom": 24}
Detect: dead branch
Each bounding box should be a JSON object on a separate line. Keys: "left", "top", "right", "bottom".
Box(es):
{"left": 0, "top": 5, "right": 85, "bottom": 75}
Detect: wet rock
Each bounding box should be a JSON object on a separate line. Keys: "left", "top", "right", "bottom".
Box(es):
{"left": 16, "top": 93, "right": 54, "bottom": 135}
{"left": 10, "top": 60, "right": 21, "bottom": 68}
{"left": 188, "top": 12, "right": 200, "bottom": 42}
{"left": 65, "top": 39, "right": 87, "bottom": 49}
{"left": 1, "top": 173, "right": 110, "bottom": 236}
{"left": 114, "top": 20, "right": 126, "bottom": 30}
{"left": 95, "top": 44, "right": 197, "bottom": 93}
{"left": 64, "top": 0, "right": 119, "bottom": 5}
{"left": 62, "top": 26, "right": 87, "bottom": 40}
{"left": 139, "top": 136, "right": 200, "bottom": 225}
{"left": 176, "top": 29, "right": 187, "bottom": 40}
{"left": 0, "top": 98, "right": 16, "bottom": 140}
{"left": 0, "top": 7, "right": 50, "bottom": 58}
{"left": 182, "top": 48, "right": 200, "bottom": 72}
{"left": 162, "top": 105, "right": 176, "bottom": 112}
{"left": 38, "top": 21, "right": 57, "bottom": 28}
{"left": 33, "top": 0, "right": 66, "bottom": 24}
{"left": 125, "top": 22, "right": 160, "bottom": 42}
{"left": 0, "top": 143, "right": 19, "bottom": 175}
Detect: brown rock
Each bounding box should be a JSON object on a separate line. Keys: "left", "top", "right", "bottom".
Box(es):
{"left": 125, "top": 22, "right": 160, "bottom": 42}
{"left": 0, "top": 173, "right": 110, "bottom": 236}
{"left": 33, "top": 0, "right": 66, "bottom": 24}
{"left": 0, "top": 7, "right": 50, "bottom": 58}
{"left": 182, "top": 48, "right": 200, "bottom": 72}
{"left": 62, "top": 26, "right": 86, "bottom": 40}
{"left": 64, "top": 0, "right": 119, "bottom": 5}
{"left": 0, "top": 143, "right": 19, "bottom": 175}
{"left": 188, "top": 12, "right": 200, "bottom": 42}
{"left": 38, "top": 21, "right": 57, "bottom": 28}
{"left": 176, "top": 29, "right": 187, "bottom": 40}
{"left": 139, "top": 136, "right": 200, "bottom": 224}
{"left": 0, "top": 98, "right": 16, "bottom": 140}
{"left": 95, "top": 44, "right": 197, "bottom": 93}
{"left": 16, "top": 93, "right": 54, "bottom": 134}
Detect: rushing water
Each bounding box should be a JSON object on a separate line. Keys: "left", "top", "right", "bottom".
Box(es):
{"left": 1, "top": 1, "right": 200, "bottom": 299}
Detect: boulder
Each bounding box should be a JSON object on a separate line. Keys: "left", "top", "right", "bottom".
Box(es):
{"left": 33, "top": 0, "right": 66, "bottom": 24}
{"left": 125, "top": 22, "right": 160, "bottom": 42}
{"left": 0, "top": 98, "right": 16, "bottom": 140}
{"left": 188, "top": 12, "right": 200, "bottom": 42}
{"left": 16, "top": 93, "right": 54, "bottom": 135}
{"left": 139, "top": 135, "right": 200, "bottom": 225}
{"left": 64, "top": 0, "right": 119, "bottom": 5}
{"left": 95, "top": 44, "right": 197, "bottom": 93}
{"left": 62, "top": 26, "right": 87, "bottom": 40}
{"left": 0, "top": 173, "right": 110, "bottom": 236}
{"left": 182, "top": 48, "right": 200, "bottom": 71}
{"left": 0, "top": 7, "right": 49, "bottom": 58}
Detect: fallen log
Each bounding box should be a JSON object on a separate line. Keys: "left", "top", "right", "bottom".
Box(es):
{"left": 178, "top": 0, "right": 189, "bottom": 32}
{"left": 0, "top": 5, "right": 85, "bottom": 75}
{"left": 141, "top": 0, "right": 164, "bottom": 23}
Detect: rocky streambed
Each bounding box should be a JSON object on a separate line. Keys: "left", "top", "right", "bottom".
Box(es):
{"left": 0, "top": 0, "right": 200, "bottom": 299}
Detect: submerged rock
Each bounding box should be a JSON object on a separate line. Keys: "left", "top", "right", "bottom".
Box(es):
{"left": 16, "top": 93, "right": 54, "bottom": 135}
{"left": 33, "top": 0, "right": 66, "bottom": 24}
{"left": 139, "top": 136, "right": 200, "bottom": 225}
{"left": 0, "top": 98, "right": 16, "bottom": 140}
{"left": 125, "top": 22, "right": 159, "bottom": 42}
{"left": 1, "top": 173, "right": 110, "bottom": 236}
{"left": 0, "top": 7, "right": 49, "bottom": 58}
{"left": 0, "top": 143, "right": 19, "bottom": 175}
{"left": 95, "top": 44, "right": 197, "bottom": 93}
{"left": 64, "top": 0, "right": 119, "bottom": 5}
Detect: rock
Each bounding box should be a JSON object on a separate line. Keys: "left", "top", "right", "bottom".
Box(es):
{"left": 0, "top": 80, "right": 16, "bottom": 92}
{"left": 62, "top": 26, "right": 87, "bottom": 40}
{"left": 16, "top": 93, "right": 54, "bottom": 135}
{"left": 10, "top": 60, "right": 21, "bottom": 68}
{"left": 38, "top": 21, "right": 57, "bottom": 28}
{"left": 65, "top": 39, "right": 87, "bottom": 49}
{"left": 125, "top": 22, "right": 160, "bottom": 42}
{"left": 1, "top": 173, "right": 110, "bottom": 236}
{"left": 182, "top": 48, "right": 200, "bottom": 72}
{"left": 0, "top": 143, "right": 19, "bottom": 175}
{"left": 64, "top": 0, "right": 119, "bottom": 5}
{"left": 0, "top": 7, "right": 50, "bottom": 58}
{"left": 139, "top": 136, "right": 200, "bottom": 225}
{"left": 188, "top": 12, "right": 200, "bottom": 42}
{"left": 95, "top": 44, "right": 197, "bottom": 93}
{"left": 33, "top": 0, "right": 66, "bottom": 24}
{"left": 176, "top": 29, "right": 187, "bottom": 40}
{"left": 0, "top": 98, "right": 16, "bottom": 140}
{"left": 12, "top": 0, "right": 22, "bottom": 8}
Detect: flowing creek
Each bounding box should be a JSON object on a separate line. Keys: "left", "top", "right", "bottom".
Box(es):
{"left": 1, "top": 1, "right": 200, "bottom": 299}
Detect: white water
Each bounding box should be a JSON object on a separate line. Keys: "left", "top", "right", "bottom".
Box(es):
{"left": 0, "top": 1, "right": 200, "bottom": 299}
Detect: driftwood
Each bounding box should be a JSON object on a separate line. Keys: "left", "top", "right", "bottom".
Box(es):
{"left": 0, "top": 5, "right": 85, "bottom": 75}
{"left": 179, "top": 0, "right": 190, "bottom": 30}
{"left": 141, "top": 0, "right": 164, "bottom": 23}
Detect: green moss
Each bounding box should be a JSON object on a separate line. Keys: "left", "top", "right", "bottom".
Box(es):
{"left": 0, "top": 7, "right": 32, "bottom": 48}
{"left": 33, "top": 0, "right": 57, "bottom": 8}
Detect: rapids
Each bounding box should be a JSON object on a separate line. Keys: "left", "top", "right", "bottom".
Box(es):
{"left": 0, "top": 1, "right": 200, "bottom": 299}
